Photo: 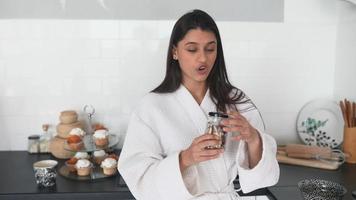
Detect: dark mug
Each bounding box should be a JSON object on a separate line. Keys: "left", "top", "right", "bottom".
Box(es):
{"left": 33, "top": 160, "right": 58, "bottom": 187}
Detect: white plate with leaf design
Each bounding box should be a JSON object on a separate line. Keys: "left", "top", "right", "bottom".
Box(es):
{"left": 297, "top": 99, "right": 344, "bottom": 148}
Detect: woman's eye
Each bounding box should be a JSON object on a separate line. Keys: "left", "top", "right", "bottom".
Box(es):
{"left": 206, "top": 49, "right": 215, "bottom": 52}
{"left": 187, "top": 49, "right": 197, "bottom": 52}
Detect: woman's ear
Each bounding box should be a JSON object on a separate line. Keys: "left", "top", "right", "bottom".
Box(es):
{"left": 172, "top": 46, "right": 178, "bottom": 60}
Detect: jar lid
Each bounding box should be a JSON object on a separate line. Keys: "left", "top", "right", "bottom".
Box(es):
{"left": 60, "top": 110, "right": 77, "bottom": 116}
{"left": 28, "top": 134, "right": 40, "bottom": 139}
{"left": 208, "top": 112, "right": 228, "bottom": 118}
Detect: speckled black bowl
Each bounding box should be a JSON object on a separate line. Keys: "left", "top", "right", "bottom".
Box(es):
{"left": 298, "top": 179, "right": 347, "bottom": 200}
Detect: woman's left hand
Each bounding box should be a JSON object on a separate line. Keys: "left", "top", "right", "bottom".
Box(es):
{"left": 220, "top": 111, "right": 260, "bottom": 144}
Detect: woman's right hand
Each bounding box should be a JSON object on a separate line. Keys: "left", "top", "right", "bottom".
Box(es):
{"left": 179, "top": 134, "right": 224, "bottom": 172}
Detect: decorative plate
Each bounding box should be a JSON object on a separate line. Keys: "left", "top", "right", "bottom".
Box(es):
{"left": 297, "top": 99, "right": 344, "bottom": 148}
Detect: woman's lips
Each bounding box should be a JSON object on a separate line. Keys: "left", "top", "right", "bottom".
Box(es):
{"left": 197, "top": 65, "right": 208, "bottom": 75}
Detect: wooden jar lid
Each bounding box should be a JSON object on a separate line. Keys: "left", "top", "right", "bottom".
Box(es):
{"left": 60, "top": 110, "right": 77, "bottom": 116}
{"left": 59, "top": 110, "right": 78, "bottom": 124}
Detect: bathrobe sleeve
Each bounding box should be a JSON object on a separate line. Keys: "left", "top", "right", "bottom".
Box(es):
{"left": 118, "top": 112, "right": 194, "bottom": 200}
{"left": 236, "top": 109, "right": 280, "bottom": 193}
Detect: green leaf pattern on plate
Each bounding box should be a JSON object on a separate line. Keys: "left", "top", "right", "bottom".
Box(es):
{"left": 300, "top": 118, "right": 338, "bottom": 148}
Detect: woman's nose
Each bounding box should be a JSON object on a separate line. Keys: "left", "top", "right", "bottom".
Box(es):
{"left": 198, "top": 51, "right": 207, "bottom": 62}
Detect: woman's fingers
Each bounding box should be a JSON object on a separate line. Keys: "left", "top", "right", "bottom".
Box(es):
{"left": 187, "top": 134, "right": 225, "bottom": 164}
{"left": 200, "top": 148, "right": 223, "bottom": 157}
{"left": 221, "top": 112, "right": 247, "bottom": 128}
{"left": 193, "top": 134, "right": 220, "bottom": 144}
{"left": 221, "top": 118, "right": 244, "bottom": 127}
{"left": 227, "top": 110, "right": 242, "bottom": 119}
{"left": 197, "top": 138, "right": 222, "bottom": 150}
{"left": 221, "top": 110, "right": 260, "bottom": 143}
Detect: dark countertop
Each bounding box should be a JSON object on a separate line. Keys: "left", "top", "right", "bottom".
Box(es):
{"left": 1, "top": 151, "right": 355, "bottom": 200}
{"left": 0, "top": 151, "right": 268, "bottom": 200}
{"left": 269, "top": 163, "right": 356, "bottom": 200}
{"left": 0, "top": 151, "right": 134, "bottom": 200}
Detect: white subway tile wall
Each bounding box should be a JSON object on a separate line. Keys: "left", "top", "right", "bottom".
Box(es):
{"left": 0, "top": 0, "right": 355, "bottom": 150}
{"left": 334, "top": 2, "right": 356, "bottom": 101}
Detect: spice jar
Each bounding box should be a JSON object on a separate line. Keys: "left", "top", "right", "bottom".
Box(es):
{"left": 205, "top": 112, "right": 228, "bottom": 149}
{"left": 39, "top": 124, "right": 52, "bottom": 153}
{"left": 28, "top": 135, "right": 40, "bottom": 154}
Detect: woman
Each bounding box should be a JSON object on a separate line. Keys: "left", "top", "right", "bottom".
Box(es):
{"left": 118, "top": 9, "right": 279, "bottom": 200}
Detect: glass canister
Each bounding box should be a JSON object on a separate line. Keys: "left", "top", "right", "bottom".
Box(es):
{"left": 28, "top": 135, "right": 40, "bottom": 154}
{"left": 39, "top": 124, "right": 52, "bottom": 153}
{"left": 205, "top": 112, "right": 228, "bottom": 149}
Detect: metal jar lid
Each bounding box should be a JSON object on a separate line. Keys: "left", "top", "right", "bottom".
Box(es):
{"left": 28, "top": 135, "right": 40, "bottom": 140}
{"left": 208, "top": 112, "right": 228, "bottom": 118}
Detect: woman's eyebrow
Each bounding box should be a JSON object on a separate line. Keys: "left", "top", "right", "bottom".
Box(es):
{"left": 184, "top": 41, "right": 216, "bottom": 46}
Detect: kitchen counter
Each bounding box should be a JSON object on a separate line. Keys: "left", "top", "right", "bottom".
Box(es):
{"left": 1, "top": 151, "right": 355, "bottom": 200}
{"left": 0, "top": 151, "right": 134, "bottom": 200}
{"left": 0, "top": 151, "right": 269, "bottom": 200}
{"left": 269, "top": 162, "right": 356, "bottom": 200}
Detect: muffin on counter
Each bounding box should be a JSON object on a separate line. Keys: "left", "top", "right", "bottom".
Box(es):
{"left": 74, "top": 152, "right": 90, "bottom": 160}
{"left": 67, "top": 135, "right": 83, "bottom": 151}
{"left": 107, "top": 153, "right": 119, "bottom": 161}
{"left": 101, "top": 158, "right": 117, "bottom": 176}
{"left": 65, "top": 157, "right": 78, "bottom": 172}
{"left": 93, "top": 150, "right": 107, "bottom": 165}
{"left": 93, "top": 130, "right": 109, "bottom": 147}
{"left": 69, "top": 128, "right": 86, "bottom": 138}
{"left": 75, "top": 159, "right": 92, "bottom": 176}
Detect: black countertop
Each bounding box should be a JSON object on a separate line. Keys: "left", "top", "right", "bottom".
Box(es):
{"left": 269, "top": 163, "right": 356, "bottom": 200}
{"left": 0, "top": 151, "right": 268, "bottom": 200}
{"left": 1, "top": 151, "right": 355, "bottom": 200}
{"left": 0, "top": 151, "right": 134, "bottom": 200}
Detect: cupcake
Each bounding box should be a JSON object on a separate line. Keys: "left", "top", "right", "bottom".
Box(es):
{"left": 93, "top": 130, "right": 109, "bottom": 147}
{"left": 75, "top": 159, "right": 92, "bottom": 176}
{"left": 65, "top": 157, "right": 78, "bottom": 172}
{"left": 93, "top": 150, "right": 107, "bottom": 165}
{"left": 67, "top": 135, "right": 83, "bottom": 151}
{"left": 101, "top": 158, "right": 117, "bottom": 176}
{"left": 69, "top": 128, "right": 86, "bottom": 138}
{"left": 107, "top": 153, "right": 119, "bottom": 161}
{"left": 93, "top": 123, "right": 108, "bottom": 131}
{"left": 74, "top": 152, "right": 90, "bottom": 160}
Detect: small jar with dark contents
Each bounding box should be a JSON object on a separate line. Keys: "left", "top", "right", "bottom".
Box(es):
{"left": 205, "top": 112, "right": 228, "bottom": 149}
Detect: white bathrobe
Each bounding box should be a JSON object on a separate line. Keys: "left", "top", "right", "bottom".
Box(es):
{"left": 118, "top": 85, "right": 279, "bottom": 200}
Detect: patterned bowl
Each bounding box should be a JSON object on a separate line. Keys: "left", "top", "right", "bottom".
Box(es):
{"left": 298, "top": 179, "right": 347, "bottom": 200}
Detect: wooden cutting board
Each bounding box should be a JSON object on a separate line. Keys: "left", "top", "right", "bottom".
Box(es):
{"left": 277, "top": 153, "right": 340, "bottom": 170}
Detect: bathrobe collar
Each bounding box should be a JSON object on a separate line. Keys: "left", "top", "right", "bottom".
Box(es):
{"left": 174, "top": 84, "right": 216, "bottom": 134}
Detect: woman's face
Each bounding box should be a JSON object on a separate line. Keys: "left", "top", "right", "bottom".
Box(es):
{"left": 173, "top": 28, "right": 217, "bottom": 86}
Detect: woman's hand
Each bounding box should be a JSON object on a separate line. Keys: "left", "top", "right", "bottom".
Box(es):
{"left": 220, "top": 111, "right": 260, "bottom": 144}
{"left": 179, "top": 134, "right": 224, "bottom": 172}
{"left": 220, "top": 111, "right": 262, "bottom": 168}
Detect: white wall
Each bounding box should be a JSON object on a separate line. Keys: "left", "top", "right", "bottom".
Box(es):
{"left": 0, "top": 0, "right": 351, "bottom": 150}
{"left": 334, "top": 1, "right": 356, "bottom": 101}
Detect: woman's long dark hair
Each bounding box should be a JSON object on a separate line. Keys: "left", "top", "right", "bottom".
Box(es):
{"left": 152, "top": 9, "right": 251, "bottom": 113}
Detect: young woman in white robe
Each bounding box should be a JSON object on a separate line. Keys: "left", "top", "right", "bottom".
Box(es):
{"left": 118, "top": 9, "right": 279, "bottom": 200}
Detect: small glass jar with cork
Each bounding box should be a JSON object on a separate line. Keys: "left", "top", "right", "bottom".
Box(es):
{"left": 39, "top": 124, "right": 52, "bottom": 153}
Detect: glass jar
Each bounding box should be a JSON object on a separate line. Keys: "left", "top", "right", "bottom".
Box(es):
{"left": 205, "top": 112, "right": 228, "bottom": 149}
{"left": 28, "top": 135, "right": 40, "bottom": 154}
{"left": 39, "top": 124, "right": 52, "bottom": 153}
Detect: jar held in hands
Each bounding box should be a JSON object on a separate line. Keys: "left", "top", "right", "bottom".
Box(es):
{"left": 205, "top": 112, "right": 228, "bottom": 149}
